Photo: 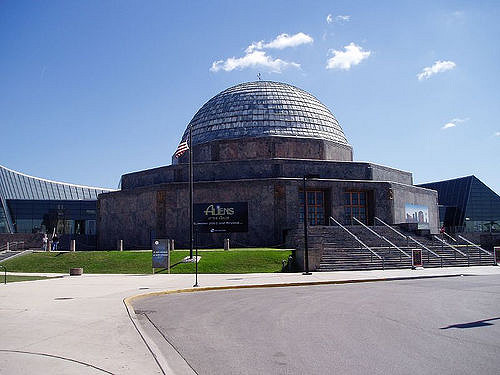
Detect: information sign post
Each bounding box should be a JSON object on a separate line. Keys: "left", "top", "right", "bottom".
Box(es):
{"left": 152, "top": 239, "right": 170, "bottom": 274}
{"left": 412, "top": 248, "right": 423, "bottom": 269}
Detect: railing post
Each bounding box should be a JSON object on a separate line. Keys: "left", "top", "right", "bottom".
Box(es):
{"left": 6, "top": 242, "right": 9, "bottom": 251}
{"left": 0, "top": 265, "right": 6, "bottom": 285}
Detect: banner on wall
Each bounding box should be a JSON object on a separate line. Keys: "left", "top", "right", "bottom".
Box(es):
{"left": 405, "top": 203, "right": 429, "bottom": 229}
{"left": 194, "top": 202, "right": 248, "bottom": 233}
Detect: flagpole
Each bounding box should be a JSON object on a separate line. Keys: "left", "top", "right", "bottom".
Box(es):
{"left": 189, "top": 123, "right": 194, "bottom": 259}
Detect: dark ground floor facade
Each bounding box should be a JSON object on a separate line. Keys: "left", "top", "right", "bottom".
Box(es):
{"left": 97, "top": 163, "right": 439, "bottom": 250}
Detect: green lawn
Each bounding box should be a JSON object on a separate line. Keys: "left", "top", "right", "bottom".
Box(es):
{"left": 1, "top": 250, "right": 292, "bottom": 274}
{"left": 1, "top": 275, "right": 56, "bottom": 283}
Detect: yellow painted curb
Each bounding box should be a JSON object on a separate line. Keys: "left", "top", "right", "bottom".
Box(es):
{"left": 124, "top": 273, "right": 465, "bottom": 306}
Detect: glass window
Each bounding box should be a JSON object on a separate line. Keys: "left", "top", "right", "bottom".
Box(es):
{"left": 299, "top": 190, "right": 325, "bottom": 225}
{"left": 344, "top": 191, "right": 368, "bottom": 225}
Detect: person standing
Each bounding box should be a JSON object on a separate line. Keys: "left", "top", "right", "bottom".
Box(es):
{"left": 42, "top": 233, "right": 48, "bottom": 251}
{"left": 52, "top": 233, "right": 59, "bottom": 251}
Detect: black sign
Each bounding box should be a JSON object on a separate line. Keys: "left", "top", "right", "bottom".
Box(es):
{"left": 194, "top": 202, "right": 248, "bottom": 233}
{"left": 152, "top": 239, "right": 169, "bottom": 268}
{"left": 495, "top": 247, "right": 500, "bottom": 266}
{"left": 412, "top": 249, "right": 423, "bottom": 268}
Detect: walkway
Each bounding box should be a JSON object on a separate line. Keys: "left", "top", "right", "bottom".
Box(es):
{"left": 1, "top": 267, "right": 499, "bottom": 374}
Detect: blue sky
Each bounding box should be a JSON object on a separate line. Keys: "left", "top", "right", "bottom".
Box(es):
{"left": 1, "top": 1, "right": 499, "bottom": 193}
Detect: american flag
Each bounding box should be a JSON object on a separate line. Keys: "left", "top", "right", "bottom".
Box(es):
{"left": 174, "top": 140, "right": 189, "bottom": 158}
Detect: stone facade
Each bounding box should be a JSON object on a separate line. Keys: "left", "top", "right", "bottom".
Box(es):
{"left": 172, "top": 136, "right": 353, "bottom": 164}
{"left": 98, "top": 158, "right": 438, "bottom": 249}
{"left": 120, "top": 158, "right": 412, "bottom": 191}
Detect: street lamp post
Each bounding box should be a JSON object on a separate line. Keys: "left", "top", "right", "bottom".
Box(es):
{"left": 303, "top": 174, "right": 319, "bottom": 275}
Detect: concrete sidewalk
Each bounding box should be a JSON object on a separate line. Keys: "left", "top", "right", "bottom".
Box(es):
{"left": 1, "top": 266, "right": 499, "bottom": 374}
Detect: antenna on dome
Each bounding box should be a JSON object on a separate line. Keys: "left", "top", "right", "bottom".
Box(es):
{"left": 257, "top": 73, "right": 261, "bottom": 81}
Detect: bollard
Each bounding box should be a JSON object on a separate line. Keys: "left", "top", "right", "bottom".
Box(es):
{"left": 70, "top": 239, "right": 76, "bottom": 252}
{"left": 118, "top": 240, "right": 123, "bottom": 251}
{"left": 48, "top": 241, "right": 52, "bottom": 252}
{"left": 224, "top": 238, "right": 230, "bottom": 251}
{"left": 6, "top": 242, "right": 9, "bottom": 251}
{"left": 170, "top": 239, "right": 175, "bottom": 251}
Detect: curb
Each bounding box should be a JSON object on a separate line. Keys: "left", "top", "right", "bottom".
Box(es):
{"left": 125, "top": 273, "right": 467, "bottom": 304}
{"left": 124, "top": 272, "right": 467, "bottom": 375}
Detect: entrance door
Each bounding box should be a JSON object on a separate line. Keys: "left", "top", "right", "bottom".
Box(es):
{"left": 343, "top": 191, "right": 367, "bottom": 225}
{"left": 299, "top": 190, "right": 325, "bottom": 225}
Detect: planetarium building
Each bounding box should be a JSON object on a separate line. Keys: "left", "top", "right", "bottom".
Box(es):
{"left": 97, "top": 81, "right": 439, "bottom": 251}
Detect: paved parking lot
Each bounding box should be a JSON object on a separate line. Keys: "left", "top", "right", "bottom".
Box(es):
{"left": 134, "top": 275, "right": 500, "bottom": 375}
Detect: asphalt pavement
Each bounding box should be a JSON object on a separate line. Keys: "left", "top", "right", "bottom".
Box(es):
{"left": 1, "top": 266, "right": 500, "bottom": 374}
{"left": 134, "top": 274, "right": 500, "bottom": 375}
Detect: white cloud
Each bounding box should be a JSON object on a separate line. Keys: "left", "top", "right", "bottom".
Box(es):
{"left": 326, "top": 43, "right": 371, "bottom": 70}
{"left": 210, "top": 50, "right": 300, "bottom": 73}
{"left": 336, "top": 15, "right": 351, "bottom": 22}
{"left": 246, "top": 32, "right": 313, "bottom": 53}
{"left": 417, "top": 60, "right": 456, "bottom": 80}
{"left": 450, "top": 117, "right": 469, "bottom": 123}
{"left": 495, "top": 131, "right": 500, "bottom": 137}
{"left": 441, "top": 117, "right": 468, "bottom": 130}
{"left": 326, "top": 14, "right": 350, "bottom": 24}
{"left": 211, "top": 32, "right": 311, "bottom": 73}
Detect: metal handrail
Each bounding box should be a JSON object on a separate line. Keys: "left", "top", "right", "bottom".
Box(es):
{"left": 433, "top": 235, "right": 468, "bottom": 258}
{"left": 0, "top": 241, "right": 25, "bottom": 251}
{"left": 0, "top": 265, "right": 6, "bottom": 285}
{"left": 329, "top": 216, "right": 383, "bottom": 260}
{"left": 374, "top": 217, "right": 407, "bottom": 239}
{"left": 374, "top": 216, "right": 442, "bottom": 263}
{"left": 407, "top": 236, "right": 442, "bottom": 261}
{"left": 442, "top": 231, "right": 457, "bottom": 242}
{"left": 458, "top": 235, "right": 492, "bottom": 256}
{"left": 352, "top": 217, "right": 410, "bottom": 258}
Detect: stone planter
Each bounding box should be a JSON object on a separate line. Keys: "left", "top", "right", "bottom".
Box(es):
{"left": 69, "top": 267, "right": 83, "bottom": 276}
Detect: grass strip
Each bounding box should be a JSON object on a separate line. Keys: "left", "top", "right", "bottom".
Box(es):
{"left": 1, "top": 275, "right": 56, "bottom": 283}
{"left": 2, "top": 250, "right": 292, "bottom": 274}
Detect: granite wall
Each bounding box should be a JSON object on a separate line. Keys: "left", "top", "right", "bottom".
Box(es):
{"left": 120, "top": 159, "right": 413, "bottom": 191}
{"left": 99, "top": 174, "right": 438, "bottom": 249}
{"left": 391, "top": 183, "right": 439, "bottom": 234}
{"left": 172, "top": 136, "right": 353, "bottom": 164}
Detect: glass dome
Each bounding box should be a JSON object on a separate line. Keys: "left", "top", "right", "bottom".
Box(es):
{"left": 180, "top": 81, "right": 350, "bottom": 146}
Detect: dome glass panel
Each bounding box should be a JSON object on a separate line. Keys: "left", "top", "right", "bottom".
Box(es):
{"left": 181, "top": 81, "right": 350, "bottom": 146}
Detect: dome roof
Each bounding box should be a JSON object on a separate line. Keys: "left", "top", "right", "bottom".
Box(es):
{"left": 181, "top": 81, "right": 350, "bottom": 146}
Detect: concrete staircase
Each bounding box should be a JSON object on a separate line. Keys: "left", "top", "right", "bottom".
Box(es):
{"left": 0, "top": 250, "right": 23, "bottom": 263}
{"left": 312, "top": 225, "right": 494, "bottom": 272}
